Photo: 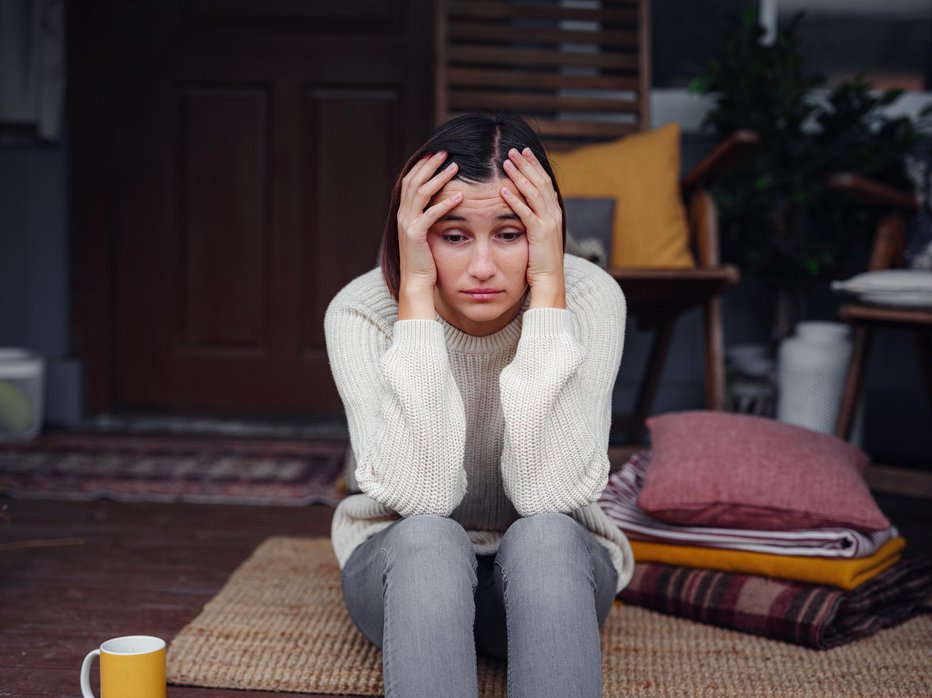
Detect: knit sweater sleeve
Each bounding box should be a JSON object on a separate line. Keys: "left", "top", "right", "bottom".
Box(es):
{"left": 498, "top": 268, "right": 626, "bottom": 516}
{"left": 324, "top": 296, "right": 468, "bottom": 518}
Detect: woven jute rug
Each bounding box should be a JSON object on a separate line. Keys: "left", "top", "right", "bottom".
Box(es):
{"left": 167, "top": 537, "right": 932, "bottom": 697}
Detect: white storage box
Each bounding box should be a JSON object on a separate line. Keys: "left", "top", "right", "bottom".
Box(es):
{"left": 0, "top": 348, "right": 44, "bottom": 442}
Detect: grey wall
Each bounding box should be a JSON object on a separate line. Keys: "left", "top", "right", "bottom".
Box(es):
{"left": 0, "top": 118, "right": 82, "bottom": 423}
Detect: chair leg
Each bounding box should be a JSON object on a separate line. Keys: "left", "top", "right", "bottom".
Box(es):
{"left": 631, "top": 318, "right": 676, "bottom": 444}
{"left": 702, "top": 297, "right": 726, "bottom": 410}
{"left": 835, "top": 325, "right": 873, "bottom": 440}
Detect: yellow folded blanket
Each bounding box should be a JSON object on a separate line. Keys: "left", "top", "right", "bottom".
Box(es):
{"left": 629, "top": 536, "right": 906, "bottom": 590}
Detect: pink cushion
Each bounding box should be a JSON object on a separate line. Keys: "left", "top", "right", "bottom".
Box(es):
{"left": 637, "top": 411, "right": 890, "bottom": 532}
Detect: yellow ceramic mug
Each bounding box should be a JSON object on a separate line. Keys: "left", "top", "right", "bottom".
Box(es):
{"left": 80, "top": 635, "right": 166, "bottom": 698}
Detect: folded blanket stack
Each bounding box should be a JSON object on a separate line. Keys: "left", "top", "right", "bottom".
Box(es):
{"left": 598, "top": 450, "right": 932, "bottom": 648}
{"left": 620, "top": 555, "right": 932, "bottom": 649}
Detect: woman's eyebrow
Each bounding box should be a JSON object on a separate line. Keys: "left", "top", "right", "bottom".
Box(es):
{"left": 438, "top": 212, "right": 520, "bottom": 222}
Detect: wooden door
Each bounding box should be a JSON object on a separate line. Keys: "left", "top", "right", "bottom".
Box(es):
{"left": 70, "top": 0, "right": 434, "bottom": 415}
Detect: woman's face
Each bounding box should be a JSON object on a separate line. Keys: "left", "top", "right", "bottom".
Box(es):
{"left": 426, "top": 177, "right": 530, "bottom": 336}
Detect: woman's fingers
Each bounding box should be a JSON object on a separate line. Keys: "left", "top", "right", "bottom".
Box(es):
{"left": 501, "top": 146, "right": 562, "bottom": 241}
{"left": 506, "top": 148, "right": 545, "bottom": 189}
{"left": 421, "top": 190, "right": 463, "bottom": 227}
{"left": 415, "top": 160, "right": 458, "bottom": 208}
{"left": 503, "top": 147, "right": 559, "bottom": 215}
{"left": 500, "top": 185, "right": 533, "bottom": 223}
{"left": 402, "top": 151, "right": 451, "bottom": 204}
{"left": 399, "top": 154, "right": 432, "bottom": 200}
{"left": 399, "top": 153, "right": 459, "bottom": 228}
{"left": 501, "top": 154, "right": 565, "bottom": 296}
{"left": 502, "top": 158, "right": 540, "bottom": 206}
{"left": 510, "top": 147, "right": 554, "bottom": 196}
{"left": 398, "top": 151, "right": 460, "bottom": 246}
{"left": 402, "top": 151, "right": 442, "bottom": 188}
{"left": 399, "top": 153, "right": 436, "bottom": 211}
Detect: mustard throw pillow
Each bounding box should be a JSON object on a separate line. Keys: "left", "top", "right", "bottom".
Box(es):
{"left": 550, "top": 123, "right": 694, "bottom": 268}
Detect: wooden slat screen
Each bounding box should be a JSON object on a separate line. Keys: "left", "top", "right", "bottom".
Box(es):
{"left": 435, "top": 0, "right": 649, "bottom": 150}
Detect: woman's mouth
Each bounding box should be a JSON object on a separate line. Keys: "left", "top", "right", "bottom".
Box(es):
{"left": 463, "top": 289, "right": 503, "bottom": 301}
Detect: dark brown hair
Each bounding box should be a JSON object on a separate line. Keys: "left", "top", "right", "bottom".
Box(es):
{"left": 380, "top": 112, "right": 567, "bottom": 300}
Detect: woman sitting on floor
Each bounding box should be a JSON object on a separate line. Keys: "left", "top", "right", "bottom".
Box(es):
{"left": 324, "top": 111, "right": 634, "bottom": 698}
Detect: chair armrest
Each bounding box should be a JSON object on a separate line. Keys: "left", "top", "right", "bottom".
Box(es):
{"left": 681, "top": 130, "right": 760, "bottom": 194}
{"left": 827, "top": 173, "right": 918, "bottom": 213}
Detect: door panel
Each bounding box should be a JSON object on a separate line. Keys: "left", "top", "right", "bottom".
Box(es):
{"left": 300, "top": 87, "right": 403, "bottom": 354}
{"left": 94, "top": 0, "right": 433, "bottom": 415}
{"left": 178, "top": 86, "right": 269, "bottom": 351}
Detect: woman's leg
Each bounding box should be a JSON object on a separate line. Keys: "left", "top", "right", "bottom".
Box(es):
{"left": 340, "top": 514, "right": 480, "bottom": 698}
{"left": 492, "top": 512, "right": 617, "bottom": 698}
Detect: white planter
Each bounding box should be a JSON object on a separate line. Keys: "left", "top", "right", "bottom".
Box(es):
{"left": 776, "top": 322, "right": 865, "bottom": 445}
{"left": 0, "top": 348, "right": 45, "bottom": 442}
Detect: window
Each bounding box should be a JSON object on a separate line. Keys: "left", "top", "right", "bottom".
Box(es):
{"left": 651, "top": 0, "right": 931, "bottom": 130}
{"left": 771, "top": 0, "right": 931, "bottom": 91}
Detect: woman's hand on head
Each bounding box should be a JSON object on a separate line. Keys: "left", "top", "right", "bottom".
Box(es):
{"left": 396, "top": 150, "right": 462, "bottom": 319}
{"left": 500, "top": 147, "right": 566, "bottom": 309}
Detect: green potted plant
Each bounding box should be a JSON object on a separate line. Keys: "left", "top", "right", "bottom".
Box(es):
{"left": 689, "top": 6, "right": 932, "bottom": 350}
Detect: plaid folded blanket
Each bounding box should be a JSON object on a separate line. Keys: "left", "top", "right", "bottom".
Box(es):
{"left": 619, "top": 555, "right": 932, "bottom": 649}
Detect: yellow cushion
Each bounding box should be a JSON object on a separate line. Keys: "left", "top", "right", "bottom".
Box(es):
{"left": 550, "top": 123, "right": 694, "bottom": 268}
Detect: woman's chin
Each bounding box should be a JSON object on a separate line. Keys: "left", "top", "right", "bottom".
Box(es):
{"left": 456, "top": 299, "right": 510, "bottom": 320}
{"left": 450, "top": 303, "right": 521, "bottom": 335}
{"left": 435, "top": 289, "right": 526, "bottom": 336}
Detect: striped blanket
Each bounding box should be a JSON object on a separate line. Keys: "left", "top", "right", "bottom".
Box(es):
{"left": 599, "top": 450, "right": 897, "bottom": 557}
{"left": 619, "top": 556, "right": 932, "bottom": 649}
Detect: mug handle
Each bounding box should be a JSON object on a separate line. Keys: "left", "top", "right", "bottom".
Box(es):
{"left": 80, "top": 649, "right": 100, "bottom": 698}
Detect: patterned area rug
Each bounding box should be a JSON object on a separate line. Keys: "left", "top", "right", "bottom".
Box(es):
{"left": 167, "top": 536, "right": 932, "bottom": 697}
{"left": 65, "top": 412, "right": 350, "bottom": 440}
{"left": 0, "top": 431, "right": 348, "bottom": 506}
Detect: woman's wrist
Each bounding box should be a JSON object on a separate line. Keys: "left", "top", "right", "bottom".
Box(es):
{"left": 397, "top": 282, "right": 436, "bottom": 320}
{"left": 528, "top": 279, "right": 566, "bottom": 309}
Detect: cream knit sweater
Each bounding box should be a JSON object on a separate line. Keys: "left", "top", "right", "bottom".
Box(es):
{"left": 325, "top": 254, "right": 634, "bottom": 594}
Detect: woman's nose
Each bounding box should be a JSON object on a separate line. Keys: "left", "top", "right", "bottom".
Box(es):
{"left": 467, "top": 243, "right": 497, "bottom": 279}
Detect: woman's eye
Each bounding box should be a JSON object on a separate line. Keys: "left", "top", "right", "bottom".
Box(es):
{"left": 443, "top": 233, "right": 467, "bottom": 244}
{"left": 498, "top": 231, "right": 525, "bottom": 242}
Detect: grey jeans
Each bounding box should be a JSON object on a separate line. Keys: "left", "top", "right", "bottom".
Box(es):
{"left": 339, "top": 512, "right": 618, "bottom": 698}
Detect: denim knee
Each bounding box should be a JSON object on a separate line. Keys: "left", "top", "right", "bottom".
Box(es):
{"left": 496, "top": 513, "right": 595, "bottom": 592}
{"left": 499, "top": 512, "right": 589, "bottom": 556}
{"left": 382, "top": 515, "right": 476, "bottom": 570}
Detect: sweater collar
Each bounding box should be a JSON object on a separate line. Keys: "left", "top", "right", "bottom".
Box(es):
{"left": 435, "top": 291, "right": 531, "bottom": 354}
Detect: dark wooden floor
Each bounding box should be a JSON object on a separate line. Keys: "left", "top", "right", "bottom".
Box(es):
{"left": 0, "top": 498, "right": 345, "bottom": 697}
{"left": 2, "top": 491, "right": 930, "bottom": 698}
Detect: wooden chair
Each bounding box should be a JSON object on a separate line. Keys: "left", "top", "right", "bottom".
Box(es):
{"left": 827, "top": 173, "right": 932, "bottom": 442}
{"left": 433, "top": 0, "right": 758, "bottom": 443}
